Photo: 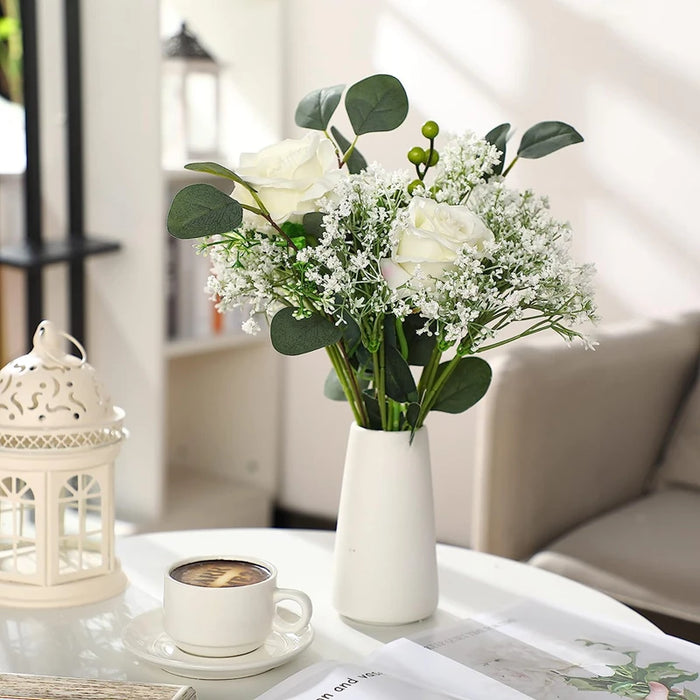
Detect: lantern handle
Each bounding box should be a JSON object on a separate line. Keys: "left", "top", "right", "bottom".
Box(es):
{"left": 34, "top": 322, "right": 87, "bottom": 367}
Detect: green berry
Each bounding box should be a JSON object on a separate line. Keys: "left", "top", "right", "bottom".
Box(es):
{"left": 421, "top": 120, "right": 439, "bottom": 139}
{"left": 423, "top": 149, "right": 439, "bottom": 166}
{"left": 407, "top": 147, "right": 425, "bottom": 165}
{"left": 407, "top": 179, "right": 423, "bottom": 194}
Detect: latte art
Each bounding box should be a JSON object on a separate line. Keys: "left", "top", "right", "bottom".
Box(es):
{"left": 171, "top": 559, "right": 270, "bottom": 588}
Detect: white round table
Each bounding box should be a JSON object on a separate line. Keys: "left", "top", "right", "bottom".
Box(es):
{"left": 0, "top": 529, "right": 657, "bottom": 699}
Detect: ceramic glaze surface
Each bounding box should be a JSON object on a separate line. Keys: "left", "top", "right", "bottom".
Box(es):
{"left": 333, "top": 425, "right": 439, "bottom": 624}
{"left": 0, "top": 321, "right": 122, "bottom": 431}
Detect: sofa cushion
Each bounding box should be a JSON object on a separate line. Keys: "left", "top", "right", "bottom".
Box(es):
{"left": 529, "top": 489, "right": 700, "bottom": 623}
{"left": 655, "top": 362, "right": 700, "bottom": 491}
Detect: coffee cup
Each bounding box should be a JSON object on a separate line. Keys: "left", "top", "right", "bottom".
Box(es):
{"left": 163, "top": 555, "right": 312, "bottom": 657}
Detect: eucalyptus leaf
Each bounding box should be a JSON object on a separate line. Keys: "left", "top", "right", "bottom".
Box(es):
{"left": 340, "top": 313, "right": 363, "bottom": 356}
{"left": 302, "top": 211, "right": 325, "bottom": 243}
{"left": 362, "top": 391, "right": 383, "bottom": 430}
{"left": 324, "top": 368, "right": 348, "bottom": 401}
{"left": 405, "top": 402, "right": 420, "bottom": 428}
{"left": 294, "top": 83, "right": 345, "bottom": 130}
{"left": 330, "top": 126, "right": 368, "bottom": 174}
{"left": 484, "top": 123, "right": 510, "bottom": 176}
{"left": 184, "top": 161, "right": 241, "bottom": 184}
{"left": 383, "top": 314, "right": 397, "bottom": 349}
{"left": 432, "top": 357, "right": 492, "bottom": 413}
{"left": 345, "top": 74, "right": 409, "bottom": 135}
{"left": 517, "top": 121, "right": 583, "bottom": 159}
{"left": 270, "top": 307, "right": 342, "bottom": 356}
{"left": 402, "top": 314, "right": 437, "bottom": 366}
{"left": 384, "top": 345, "right": 418, "bottom": 403}
{"left": 167, "top": 184, "right": 242, "bottom": 239}
{"left": 324, "top": 366, "right": 368, "bottom": 401}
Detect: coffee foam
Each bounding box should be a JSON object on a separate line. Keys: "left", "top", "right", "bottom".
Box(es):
{"left": 171, "top": 559, "right": 270, "bottom": 588}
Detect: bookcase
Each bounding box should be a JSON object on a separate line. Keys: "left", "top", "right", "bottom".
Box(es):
{"left": 158, "top": 170, "right": 279, "bottom": 531}
{"left": 0, "top": 0, "right": 284, "bottom": 529}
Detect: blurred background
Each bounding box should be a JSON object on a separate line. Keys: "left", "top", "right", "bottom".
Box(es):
{"left": 0, "top": 0, "right": 698, "bottom": 543}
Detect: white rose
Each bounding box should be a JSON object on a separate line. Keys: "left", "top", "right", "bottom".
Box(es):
{"left": 236, "top": 132, "right": 343, "bottom": 223}
{"left": 381, "top": 196, "right": 494, "bottom": 290}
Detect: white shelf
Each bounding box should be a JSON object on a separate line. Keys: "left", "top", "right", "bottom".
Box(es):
{"left": 165, "top": 330, "right": 264, "bottom": 359}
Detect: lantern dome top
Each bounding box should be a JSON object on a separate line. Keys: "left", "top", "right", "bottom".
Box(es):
{"left": 0, "top": 321, "right": 125, "bottom": 449}
{"left": 162, "top": 22, "right": 215, "bottom": 61}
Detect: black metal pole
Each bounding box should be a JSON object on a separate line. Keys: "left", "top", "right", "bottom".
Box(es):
{"left": 64, "top": 0, "right": 85, "bottom": 347}
{"left": 21, "top": 0, "right": 43, "bottom": 343}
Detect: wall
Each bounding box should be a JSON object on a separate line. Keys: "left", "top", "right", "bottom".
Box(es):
{"left": 161, "top": 0, "right": 283, "bottom": 165}
{"left": 276, "top": 0, "right": 700, "bottom": 544}
{"left": 3, "top": 0, "right": 698, "bottom": 539}
{"left": 81, "top": 1, "right": 165, "bottom": 522}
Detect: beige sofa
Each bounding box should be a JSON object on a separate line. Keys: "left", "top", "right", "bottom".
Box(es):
{"left": 472, "top": 313, "right": 700, "bottom": 623}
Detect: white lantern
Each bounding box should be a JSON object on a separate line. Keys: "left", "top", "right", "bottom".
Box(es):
{"left": 0, "top": 321, "right": 127, "bottom": 607}
{"left": 162, "top": 22, "right": 221, "bottom": 166}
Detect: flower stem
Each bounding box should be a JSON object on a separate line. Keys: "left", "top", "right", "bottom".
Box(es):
{"left": 502, "top": 155, "right": 519, "bottom": 178}
{"left": 340, "top": 135, "right": 360, "bottom": 167}
{"left": 415, "top": 353, "right": 462, "bottom": 428}
{"left": 476, "top": 319, "right": 553, "bottom": 353}
{"left": 337, "top": 339, "right": 369, "bottom": 426}
{"left": 417, "top": 343, "right": 442, "bottom": 400}
{"left": 372, "top": 346, "right": 388, "bottom": 430}
{"left": 326, "top": 344, "right": 366, "bottom": 427}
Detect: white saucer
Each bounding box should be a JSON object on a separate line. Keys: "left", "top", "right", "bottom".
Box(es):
{"left": 123, "top": 608, "right": 314, "bottom": 680}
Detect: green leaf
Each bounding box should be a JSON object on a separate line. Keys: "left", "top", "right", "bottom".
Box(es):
{"left": 295, "top": 83, "right": 345, "bottom": 130}
{"left": 402, "top": 314, "right": 437, "bottom": 366}
{"left": 270, "top": 308, "right": 342, "bottom": 356}
{"left": 644, "top": 662, "right": 697, "bottom": 683}
{"left": 0, "top": 17, "right": 20, "bottom": 39}
{"left": 340, "top": 314, "right": 363, "bottom": 356}
{"left": 383, "top": 315, "right": 398, "bottom": 349}
{"left": 517, "top": 121, "right": 583, "bottom": 159}
{"left": 330, "top": 126, "right": 367, "bottom": 174}
{"left": 280, "top": 222, "right": 307, "bottom": 249}
{"left": 565, "top": 677, "right": 613, "bottom": 692}
{"left": 384, "top": 345, "right": 418, "bottom": 403}
{"left": 302, "top": 212, "right": 325, "bottom": 244}
{"left": 281, "top": 221, "right": 305, "bottom": 237}
{"left": 484, "top": 123, "right": 510, "bottom": 176}
{"left": 405, "top": 402, "right": 420, "bottom": 428}
{"left": 324, "top": 367, "right": 368, "bottom": 401}
{"left": 432, "top": 357, "right": 492, "bottom": 413}
{"left": 345, "top": 74, "right": 409, "bottom": 135}
{"left": 324, "top": 368, "right": 348, "bottom": 401}
{"left": 167, "top": 184, "right": 243, "bottom": 239}
{"left": 362, "top": 391, "right": 383, "bottom": 430}
{"left": 184, "top": 161, "right": 241, "bottom": 183}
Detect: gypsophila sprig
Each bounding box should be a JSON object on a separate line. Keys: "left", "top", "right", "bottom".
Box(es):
{"left": 167, "top": 73, "right": 595, "bottom": 432}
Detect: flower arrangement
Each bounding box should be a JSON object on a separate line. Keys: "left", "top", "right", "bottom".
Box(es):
{"left": 167, "top": 74, "right": 596, "bottom": 433}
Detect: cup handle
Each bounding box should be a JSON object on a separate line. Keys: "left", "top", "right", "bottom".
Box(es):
{"left": 272, "top": 588, "right": 313, "bottom": 633}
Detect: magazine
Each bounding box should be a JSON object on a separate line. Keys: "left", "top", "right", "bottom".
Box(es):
{"left": 257, "top": 600, "right": 700, "bottom": 700}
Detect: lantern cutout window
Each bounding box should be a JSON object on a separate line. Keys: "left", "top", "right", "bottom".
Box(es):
{"left": 0, "top": 321, "right": 127, "bottom": 607}
{"left": 162, "top": 22, "right": 221, "bottom": 166}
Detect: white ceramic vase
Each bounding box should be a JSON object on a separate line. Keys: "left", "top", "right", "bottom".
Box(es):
{"left": 332, "top": 423, "right": 438, "bottom": 625}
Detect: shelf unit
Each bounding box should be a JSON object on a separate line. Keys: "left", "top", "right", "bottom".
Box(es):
{"left": 165, "top": 328, "right": 262, "bottom": 360}
{"left": 157, "top": 167, "right": 278, "bottom": 531}
{"left": 0, "top": 0, "right": 285, "bottom": 529}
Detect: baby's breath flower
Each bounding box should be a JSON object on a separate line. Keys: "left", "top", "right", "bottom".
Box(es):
{"left": 431, "top": 131, "right": 502, "bottom": 205}
{"left": 202, "top": 134, "right": 595, "bottom": 352}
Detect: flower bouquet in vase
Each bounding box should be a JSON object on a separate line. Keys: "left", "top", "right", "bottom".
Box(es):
{"left": 167, "top": 74, "right": 597, "bottom": 625}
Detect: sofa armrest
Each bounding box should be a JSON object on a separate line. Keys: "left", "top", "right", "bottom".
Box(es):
{"left": 471, "top": 314, "right": 700, "bottom": 561}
